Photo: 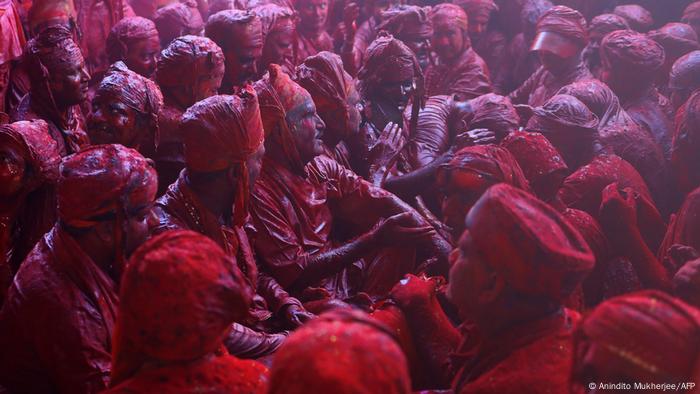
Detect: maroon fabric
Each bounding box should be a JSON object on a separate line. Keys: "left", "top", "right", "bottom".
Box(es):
{"left": 682, "top": 2, "right": 700, "bottom": 35}
{"left": 12, "top": 25, "right": 89, "bottom": 156}
{"left": 357, "top": 33, "right": 422, "bottom": 101}
{"left": 669, "top": 50, "right": 700, "bottom": 93}
{"left": 254, "top": 3, "right": 296, "bottom": 72}
{"left": 671, "top": 90, "right": 700, "bottom": 194}
{"left": 378, "top": 5, "right": 433, "bottom": 42}
{"left": 406, "top": 95, "right": 453, "bottom": 169}
{"left": 152, "top": 1, "right": 204, "bottom": 47}
{"left": 558, "top": 154, "right": 653, "bottom": 220}
{"left": 574, "top": 290, "right": 700, "bottom": 386}
{"left": 77, "top": 0, "right": 131, "bottom": 77}
{"left": 613, "top": 4, "right": 653, "bottom": 32}
{"left": 269, "top": 309, "right": 411, "bottom": 394}
{"left": 106, "top": 16, "right": 159, "bottom": 64}
{"left": 425, "top": 4, "right": 492, "bottom": 100}
{"left": 601, "top": 29, "right": 665, "bottom": 76}
{"left": 109, "top": 230, "right": 256, "bottom": 386}
{"left": 501, "top": 130, "right": 568, "bottom": 201}
{"left": 464, "top": 183, "right": 594, "bottom": 301}
{"left": 508, "top": 63, "right": 592, "bottom": 108}
{"left": 649, "top": 23, "right": 700, "bottom": 68}
{"left": 205, "top": 9, "right": 264, "bottom": 53}
{"left": 0, "top": 225, "right": 118, "bottom": 393}
{"left": 535, "top": 5, "right": 588, "bottom": 48}
{"left": 589, "top": 13, "right": 630, "bottom": 38}
{"left": 0, "top": 120, "right": 60, "bottom": 300}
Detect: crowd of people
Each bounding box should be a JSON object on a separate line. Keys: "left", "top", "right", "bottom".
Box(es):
{"left": 0, "top": 0, "right": 699, "bottom": 392}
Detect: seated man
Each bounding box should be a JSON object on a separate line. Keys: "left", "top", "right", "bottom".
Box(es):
{"left": 390, "top": 183, "right": 595, "bottom": 392}
{"left": 206, "top": 10, "right": 264, "bottom": 93}
{"left": 268, "top": 309, "right": 411, "bottom": 393}
{"left": 154, "top": 35, "right": 225, "bottom": 193}
{"left": 152, "top": 92, "right": 310, "bottom": 358}
{"left": 251, "top": 65, "right": 450, "bottom": 305}
{"left": 0, "top": 144, "right": 157, "bottom": 393}
{"left": 424, "top": 4, "right": 493, "bottom": 100}
{"left": 571, "top": 290, "right": 700, "bottom": 391}
{"left": 509, "top": 6, "right": 592, "bottom": 108}
{"left": 600, "top": 30, "right": 673, "bottom": 156}
{"left": 106, "top": 230, "right": 269, "bottom": 393}
{"left": 105, "top": 16, "right": 161, "bottom": 78}
{"left": 87, "top": 61, "right": 163, "bottom": 158}
{"left": 11, "top": 25, "right": 90, "bottom": 156}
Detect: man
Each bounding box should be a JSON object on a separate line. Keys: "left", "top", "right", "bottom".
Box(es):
{"left": 682, "top": 1, "right": 700, "bottom": 38}
{"left": 648, "top": 23, "right": 699, "bottom": 94}
{"left": 87, "top": 61, "right": 163, "bottom": 158}
{"left": 582, "top": 13, "right": 629, "bottom": 79}
{"left": 571, "top": 291, "right": 700, "bottom": 392}
{"left": 251, "top": 64, "right": 449, "bottom": 304}
{"left": 0, "top": 120, "right": 60, "bottom": 304}
{"left": 205, "top": 10, "right": 264, "bottom": 93}
{"left": 11, "top": 25, "right": 90, "bottom": 156}
{"left": 612, "top": 3, "right": 653, "bottom": 32}
{"left": 391, "top": 183, "right": 595, "bottom": 393}
{"left": 254, "top": 4, "right": 297, "bottom": 76}
{"left": 294, "top": 0, "right": 333, "bottom": 63}
{"left": 600, "top": 30, "right": 672, "bottom": 157}
{"left": 509, "top": 6, "right": 592, "bottom": 107}
{"left": 152, "top": 1, "right": 204, "bottom": 47}
{"left": 106, "top": 230, "right": 269, "bottom": 393}
{"left": 377, "top": 5, "right": 434, "bottom": 71}
{"left": 668, "top": 50, "right": 700, "bottom": 111}
{"left": 425, "top": 4, "right": 493, "bottom": 100}
{"left": 154, "top": 35, "right": 225, "bottom": 193}
{"left": 105, "top": 16, "right": 161, "bottom": 78}
{"left": 268, "top": 309, "right": 411, "bottom": 393}
{"left": 0, "top": 144, "right": 157, "bottom": 393}
{"left": 151, "top": 92, "right": 310, "bottom": 358}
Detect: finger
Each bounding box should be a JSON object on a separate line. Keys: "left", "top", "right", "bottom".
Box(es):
{"left": 475, "top": 136, "right": 497, "bottom": 145}
{"left": 388, "top": 212, "right": 414, "bottom": 223}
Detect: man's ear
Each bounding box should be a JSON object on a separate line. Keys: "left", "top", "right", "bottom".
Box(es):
{"left": 477, "top": 270, "right": 505, "bottom": 306}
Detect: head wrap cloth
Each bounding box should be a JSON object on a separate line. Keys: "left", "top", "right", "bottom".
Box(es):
{"left": 111, "top": 230, "right": 253, "bottom": 385}
{"left": 535, "top": 5, "right": 589, "bottom": 47}
{"left": 156, "top": 35, "right": 225, "bottom": 89}
{"left": 106, "top": 16, "right": 159, "bottom": 63}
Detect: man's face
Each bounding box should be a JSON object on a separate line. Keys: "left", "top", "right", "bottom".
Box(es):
{"left": 370, "top": 0, "right": 394, "bottom": 20}
{"left": 0, "top": 144, "right": 25, "bottom": 197}
{"left": 288, "top": 98, "right": 325, "bottom": 164}
{"left": 438, "top": 170, "right": 494, "bottom": 239}
{"left": 195, "top": 63, "right": 225, "bottom": 101}
{"left": 432, "top": 18, "right": 465, "bottom": 63}
{"left": 377, "top": 76, "right": 414, "bottom": 111}
{"left": 468, "top": 11, "right": 491, "bottom": 38}
{"left": 299, "top": 0, "right": 329, "bottom": 32}
{"left": 88, "top": 93, "right": 140, "bottom": 147}
{"left": 262, "top": 28, "right": 294, "bottom": 68}
{"left": 124, "top": 35, "right": 160, "bottom": 78}
{"left": 447, "top": 240, "right": 492, "bottom": 320}
{"left": 404, "top": 39, "right": 430, "bottom": 70}
{"left": 50, "top": 58, "right": 90, "bottom": 106}
{"left": 225, "top": 44, "right": 263, "bottom": 87}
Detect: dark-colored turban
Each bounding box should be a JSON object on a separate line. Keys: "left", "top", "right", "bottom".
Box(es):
{"left": 26, "top": 24, "right": 84, "bottom": 89}
{"left": 527, "top": 94, "right": 599, "bottom": 137}
{"left": 467, "top": 93, "right": 519, "bottom": 140}
{"left": 588, "top": 13, "right": 630, "bottom": 39}
{"left": 378, "top": 5, "right": 433, "bottom": 42}
{"left": 463, "top": 183, "right": 594, "bottom": 301}
{"left": 155, "top": 35, "right": 225, "bottom": 88}
{"left": 97, "top": 62, "right": 163, "bottom": 124}
{"left": 669, "top": 50, "right": 700, "bottom": 91}
{"left": 502, "top": 130, "right": 568, "bottom": 198}
{"left": 111, "top": 230, "right": 253, "bottom": 385}
{"left": 430, "top": 3, "right": 468, "bottom": 32}
{"left": 106, "top": 16, "right": 159, "bottom": 64}
{"left": 613, "top": 4, "right": 653, "bottom": 32}
{"left": 153, "top": 1, "right": 204, "bottom": 47}
{"left": 438, "top": 145, "right": 531, "bottom": 193}
{"left": 357, "top": 33, "right": 423, "bottom": 99}
{"left": 205, "top": 9, "right": 264, "bottom": 51}
{"left": 600, "top": 29, "right": 665, "bottom": 75}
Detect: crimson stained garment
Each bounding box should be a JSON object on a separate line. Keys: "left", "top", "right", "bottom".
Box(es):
{"left": 425, "top": 47, "right": 493, "bottom": 101}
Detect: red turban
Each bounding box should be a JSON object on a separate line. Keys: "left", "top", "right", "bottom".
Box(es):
{"left": 557, "top": 79, "right": 622, "bottom": 128}
{"left": 438, "top": 145, "right": 531, "bottom": 192}
{"left": 670, "top": 50, "right": 700, "bottom": 91}
{"left": 106, "top": 16, "right": 159, "bottom": 64}
{"left": 357, "top": 33, "right": 423, "bottom": 99}
{"left": 57, "top": 144, "right": 157, "bottom": 228}
{"left": 205, "top": 9, "right": 264, "bottom": 51}
{"left": 430, "top": 4, "right": 468, "bottom": 33}
{"left": 535, "top": 5, "right": 588, "bottom": 47}
{"left": 527, "top": 94, "right": 599, "bottom": 137}
{"left": 463, "top": 183, "right": 595, "bottom": 301}
{"left": 0, "top": 120, "right": 60, "bottom": 194}
{"left": 253, "top": 3, "right": 296, "bottom": 40}
{"left": 296, "top": 51, "right": 353, "bottom": 135}
{"left": 467, "top": 93, "right": 520, "bottom": 139}
{"left": 682, "top": 2, "right": 700, "bottom": 26}
{"left": 649, "top": 23, "right": 700, "bottom": 62}
{"left": 254, "top": 64, "right": 313, "bottom": 172}
{"left": 672, "top": 90, "right": 700, "bottom": 193}
{"left": 576, "top": 290, "right": 700, "bottom": 382}
{"left": 452, "top": 0, "right": 498, "bottom": 19}
{"left": 111, "top": 230, "right": 254, "bottom": 385}
{"left": 268, "top": 309, "right": 411, "bottom": 394}
{"left": 588, "top": 13, "right": 630, "bottom": 39}
{"left": 378, "top": 5, "right": 433, "bottom": 42}
{"left": 181, "top": 90, "right": 264, "bottom": 225}
{"left": 97, "top": 61, "right": 163, "bottom": 126}
{"left": 27, "top": 0, "right": 75, "bottom": 33}
{"left": 25, "top": 25, "right": 85, "bottom": 95}
{"left": 502, "top": 131, "right": 568, "bottom": 199}
{"left": 155, "top": 35, "right": 225, "bottom": 89}
{"left": 209, "top": 0, "right": 239, "bottom": 15}
{"left": 613, "top": 4, "right": 653, "bottom": 33}
{"left": 153, "top": 1, "right": 204, "bottom": 46}
{"left": 600, "top": 30, "right": 665, "bottom": 75}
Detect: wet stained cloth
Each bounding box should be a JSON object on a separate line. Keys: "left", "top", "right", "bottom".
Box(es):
{"left": 425, "top": 47, "right": 493, "bottom": 101}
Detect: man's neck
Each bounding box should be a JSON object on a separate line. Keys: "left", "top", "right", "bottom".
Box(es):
{"left": 184, "top": 171, "right": 233, "bottom": 224}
